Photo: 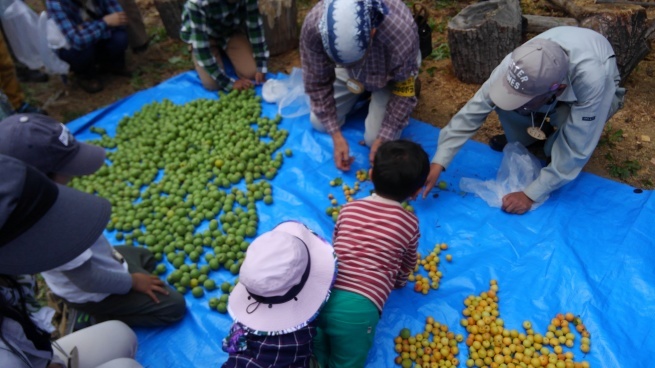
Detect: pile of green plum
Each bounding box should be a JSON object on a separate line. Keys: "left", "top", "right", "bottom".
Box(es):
{"left": 70, "top": 89, "right": 288, "bottom": 309}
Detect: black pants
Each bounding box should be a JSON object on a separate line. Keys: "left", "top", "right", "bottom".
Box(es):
{"left": 66, "top": 246, "right": 186, "bottom": 328}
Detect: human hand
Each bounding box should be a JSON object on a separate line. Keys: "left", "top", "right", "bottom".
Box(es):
{"left": 103, "top": 12, "right": 127, "bottom": 27}
{"left": 254, "top": 72, "right": 265, "bottom": 85}
{"left": 421, "top": 163, "right": 444, "bottom": 199}
{"left": 131, "top": 273, "right": 169, "bottom": 303}
{"left": 233, "top": 79, "right": 253, "bottom": 90}
{"left": 368, "top": 138, "right": 383, "bottom": 166}
{"left": 501, "top": 191, "right": 534, "bottom": 214}
{"left": 331, "top": 132, "right": 354, "bottom": 171}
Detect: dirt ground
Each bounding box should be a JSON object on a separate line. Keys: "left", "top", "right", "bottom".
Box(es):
{"left": 23, "top": 0, "right": 655, "bottom": 189}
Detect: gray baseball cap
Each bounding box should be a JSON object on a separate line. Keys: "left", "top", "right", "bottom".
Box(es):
{"left": 0, "top": 154, "right": 111, "bottom": 274}
{"left": 0, "top": 114, "right": 106, "bottom": 177}
{"left": 489, "top": 38, "right": 569, "bottom": 111}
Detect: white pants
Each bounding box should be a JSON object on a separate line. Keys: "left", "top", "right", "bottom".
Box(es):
{"left": 310, "top": 68, "right": 394, "bottom": 146}
{"left": 53, "top": 321, "right": 142, "bottom": 368}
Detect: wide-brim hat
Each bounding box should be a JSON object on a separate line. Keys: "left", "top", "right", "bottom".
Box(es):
{"left": 0, "top": 154, "right": 111, "bottom": 274}
{"left": 228, "top": 221, "right": 337, "bottom": 335}
{"left": 489, "top": 38, "right": 569, "bottom": 111}
{"left": 0, "top": 113, "right": 106, "bottom": 177}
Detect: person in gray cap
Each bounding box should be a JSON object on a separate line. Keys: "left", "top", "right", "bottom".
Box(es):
{"left": 0, "top": 113, "right": 106, "bottom": 184}
{"left": 0, "top": 154, "right": 143, "bottom": 368}
{"left": 0, "top": 114, "right": 187, "bottom": 327}
{"left": 422, "top": 26, "right": 626, "bottom": 215}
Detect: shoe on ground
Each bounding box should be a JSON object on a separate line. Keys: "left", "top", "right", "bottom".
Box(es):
{"left": 76, "top": 75, "right": 104, "bottom": 93}
{"left": 69, "top": 309, "right": 96, "bottom": 333}
{"left": 489, "top": 134, "right": 508, "bottom": 152}
{"left": 16, "top": 102, "right": 47, "bottom": 115}
{"left": 16, "top": 67, "right": 50, "bottom": 83}
{"left": 100, "top": 65, "right": 133, "bottom": 78}
{"left": 132, "top": 35, "right": 154, "bottom": 54}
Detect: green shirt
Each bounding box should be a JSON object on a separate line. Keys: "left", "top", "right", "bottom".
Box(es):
{"left": 180, "top": 0, "right": 269, "bottom": 91}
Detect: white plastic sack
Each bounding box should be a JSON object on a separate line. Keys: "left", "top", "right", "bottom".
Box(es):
{"left": 459, "top": 142, "right": 547, "bottom": 210}
{"left": 262, "top": 67, "right": 310, "bottom": 118}
{"left": 1, "top": 0, "right": 42, "bottom": 69}
{"left": 38, "top": 12, "right": 69, "bottom": 74}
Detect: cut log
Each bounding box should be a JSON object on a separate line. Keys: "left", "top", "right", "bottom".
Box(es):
{"left": 523, "top": 14, "right": 578, "bottom": 34}
{"left": 259, "top": 0, "right": 299, "bottom": 56}
{"left": 153, "top": 0, "right": 186, "bottom": 40}
{"left": 447, "top": 0, "right": 523, "bottom": 84}
{"left": 547, "top": 0, "right": 655, "bottom": 84}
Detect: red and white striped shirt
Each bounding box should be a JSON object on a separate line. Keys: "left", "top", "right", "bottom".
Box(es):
{"left": 332, "top": 195, "right": 419, "bottom": 311}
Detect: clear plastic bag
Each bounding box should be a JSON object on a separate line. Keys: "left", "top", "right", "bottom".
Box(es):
{"left": 459, "top": 142, "right": 547, "bottom": 210}
{"left": 262, "top": 68, "right": 310, "bottom": 118}
{"left": 0, "top": 1, "right": 69, "bottom": 75}
{"left": 1, "top": 0, "right": 42, "bottom": 69}
{"left": 37, "top": 12, "right": 70, "bottom": 75}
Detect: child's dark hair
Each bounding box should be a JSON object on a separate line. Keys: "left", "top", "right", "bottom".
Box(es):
{"left": 372, "top": 140, "right": 430, "bottom": 202}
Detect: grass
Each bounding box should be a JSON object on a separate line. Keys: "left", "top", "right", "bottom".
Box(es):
{"left": 608, "top": 160, "right": 641, "bottom": 180}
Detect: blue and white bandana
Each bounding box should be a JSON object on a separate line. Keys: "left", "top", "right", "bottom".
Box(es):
{"left": 319, "top": 0, "right": 388, "bottom": 65}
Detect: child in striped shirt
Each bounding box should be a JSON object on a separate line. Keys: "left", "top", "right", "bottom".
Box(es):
{"left": 314, "top": 139, "right": 430, "bottom": 367}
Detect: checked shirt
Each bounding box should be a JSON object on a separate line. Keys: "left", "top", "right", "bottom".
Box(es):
{"left": 46, "top": 0, "right": 123, "bottom": 50}
{"left": 222, "top": 322, "right": 317, "bottom": 368}
{"left": 180, "top": 0, "right": 269, "bottom": 91}
{"left": 300, "top": 0, "right": 419, "bottom": 141}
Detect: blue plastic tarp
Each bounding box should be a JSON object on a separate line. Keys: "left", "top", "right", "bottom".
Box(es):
{"left": 68, "top": 71, "right": 655, "bottom": 368}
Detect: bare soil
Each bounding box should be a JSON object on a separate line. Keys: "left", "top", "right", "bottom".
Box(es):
{"left": 22, "top": 0, "right": 655, "bottom": 189}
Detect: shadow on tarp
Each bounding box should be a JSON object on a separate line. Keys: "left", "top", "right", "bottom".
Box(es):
{"left": 68, "top": 71, "right": 655, "bottom": 368}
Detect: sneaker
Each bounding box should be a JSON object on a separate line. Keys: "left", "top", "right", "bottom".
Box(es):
{"left": 132, "top": 35, "right": 154, "bottom": 54}
{"left": 76, "top": 75, "right": 104, "bottom": 93}
{"left": 489, "top": 134, "right": 508, "bottom": 152}
{"left": 71, "top": 310, "right": 96, "bottom": 332}
{"left": 16, "top": 67, "right": 49, "bottom": 83}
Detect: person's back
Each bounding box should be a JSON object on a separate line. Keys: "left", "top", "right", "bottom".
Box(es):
{"left": 314, "top": 139, "right": 430, "bottom": 368}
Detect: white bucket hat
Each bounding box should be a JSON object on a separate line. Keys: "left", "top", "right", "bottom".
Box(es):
{"left": 228, "top": 221, "right": 337, "bottom": 335}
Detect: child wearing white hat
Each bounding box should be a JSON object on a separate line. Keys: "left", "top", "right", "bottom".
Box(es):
{"left": 222, "top": 221, "right": 337, "bottom": 367}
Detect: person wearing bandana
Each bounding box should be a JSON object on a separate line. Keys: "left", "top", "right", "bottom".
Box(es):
{"left": 300, "top": 0, "right": 421, "bottom": 171}
{"left": 422, "top": 27, "right": 626, "bottom": 215}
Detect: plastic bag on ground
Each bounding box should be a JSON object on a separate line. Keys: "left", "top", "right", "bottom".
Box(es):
{"left": 1, "top": 0, "right": 42, "bottom": 69}
{"left": 262, "top": 67, "right": 310, "bottom": 118}
{"left": 37, "top": 12, "right": 69, "bottom": 75}
{"left": 459, "top": 142, "right": 546, "bottom": 210}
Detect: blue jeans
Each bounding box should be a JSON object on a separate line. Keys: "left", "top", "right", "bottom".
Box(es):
{"left": 58, "top": 28, "right": 128, "bottom": 77}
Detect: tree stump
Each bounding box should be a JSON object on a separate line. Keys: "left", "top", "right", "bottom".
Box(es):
{"left": 259, "top": 0, "right": 299, "bottom": 56}
{"left": 547, "top": 0, "right": 655, "bottom": 84}
{"left": 448, "top": 0, "right": 523, "bottom": 84}
{"left": 153, "top": 0, "right": 186, "bottom": 39}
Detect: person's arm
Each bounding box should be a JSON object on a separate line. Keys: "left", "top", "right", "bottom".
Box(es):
{"left": 244, "top": 0, "right": 268, "bottom": 78}
{"left": 61, "top": 259, "right": 132, "bottom": 295}
{"left": 47, "top": 0, "right": 111, "bottom": 50}
{"left": 395, "top": 230, "right": 419, "bottom": 289}
{"left": 300, "top": 7, "right": 338, "bottom": 135}
{"left": 181, "top": 1, "right": 234, "bottom": 90}
{"left": 301, "top": 7, "right": 352, "bottom": 170}
{"left": 523, "top": 60, "right": 614, "bottom": 204}
{"left": 103, "top": 0, "right": 123, "bottom": 14}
